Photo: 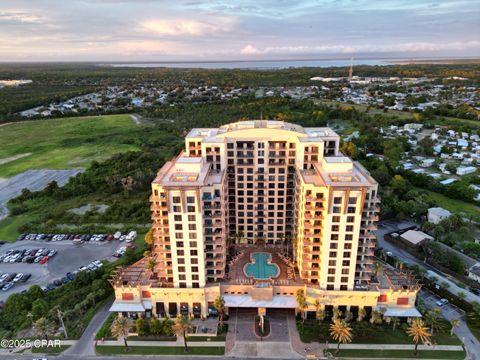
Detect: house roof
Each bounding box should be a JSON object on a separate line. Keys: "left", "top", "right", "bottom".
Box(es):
{"left": 400, "top": 230, "right": 433, "bottom": 245}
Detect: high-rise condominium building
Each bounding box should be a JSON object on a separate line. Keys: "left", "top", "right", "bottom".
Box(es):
{"left": 110, "top": 120, "right": 420, "bottom": 322}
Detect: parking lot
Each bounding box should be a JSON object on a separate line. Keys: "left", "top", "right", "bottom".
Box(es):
{"left": 0, "top": 237, "right": 127, "bottom": 302}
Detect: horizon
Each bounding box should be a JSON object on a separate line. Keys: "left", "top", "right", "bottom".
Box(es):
{"left": 1, "top": 0, "right": 479, "bottom": 62}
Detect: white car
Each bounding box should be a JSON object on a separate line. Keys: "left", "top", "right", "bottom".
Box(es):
{"left": 13, "top": 273, "right": 24, "bottom": 283}
{"left": 92, "top": 260, "right": 103, "bottom": 268}
{"left": 79, "top": 266, "right": 89, "bottom": 272}
{"left": 114, "top": 231, "right": 122, "bottom": 240}
{"left": 119, "top": 235, "right": 126, "bottom": 242}
{"left": 0, "top": 274, "right": 8, "bottom": 282}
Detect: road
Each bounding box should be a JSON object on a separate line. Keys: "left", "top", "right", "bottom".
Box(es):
{"left": 420, "top": 290, "right": 480, "bottom": 359}
{"left": 0, "top": 356, "right": 282, "bottom": 360}
{"left": 376, "top": 221, "right": 480, "bottom": 304}
{"left": 63, "top": 297, "right": 114, "bottom": 357}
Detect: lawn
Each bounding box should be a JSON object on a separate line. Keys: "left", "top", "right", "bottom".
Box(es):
{"left": 333, "top": 349, "right": 465, "bottom": 359}
{"left": 0, "top": 114, "right": 140, "bottom": 178}
{"left": 414, "top": 187, "right": 480, "bottom": 222}
{"left": 297, "top": 320, "right": 461, "bottom": 345}
{"left": 95, "top": 345, "right": 225, "bottom": 356}
{"left": 31, "top": 344, "right": 71, "bottom": 354}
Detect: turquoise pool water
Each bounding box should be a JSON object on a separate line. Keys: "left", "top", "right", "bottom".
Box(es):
{"left": 244, "top": 252, "right": 280, "bottom": 280}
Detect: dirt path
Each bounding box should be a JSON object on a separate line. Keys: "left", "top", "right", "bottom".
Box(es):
{"left": 129, "top": 113, "right": 142, "bottom": 125}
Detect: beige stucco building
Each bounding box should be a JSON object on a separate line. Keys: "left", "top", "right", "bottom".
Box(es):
{"left": 110, "top": 120, "right": 420, "bottom": 321}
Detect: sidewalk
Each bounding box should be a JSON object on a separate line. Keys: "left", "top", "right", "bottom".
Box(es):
{"left": 98, "top": 339, "right": 225, "bottom": 347}
{"left": 287, "top": 314, "right": 325, "bottom": 358}
{"left": 326, "top": 343, "right": 464, "bottom": 351}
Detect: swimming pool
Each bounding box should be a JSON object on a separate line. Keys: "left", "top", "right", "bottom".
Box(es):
{"left": 244, "top": 252, "right": 280, "bottom": 280}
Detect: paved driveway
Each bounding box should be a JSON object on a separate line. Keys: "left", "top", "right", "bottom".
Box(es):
{"left": 420, "top": 289, "right": 480, "bottom": 358}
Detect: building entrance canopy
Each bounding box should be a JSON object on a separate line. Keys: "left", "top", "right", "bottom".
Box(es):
{"left": 224, "top": 295, "right": 297, "bottom": 308}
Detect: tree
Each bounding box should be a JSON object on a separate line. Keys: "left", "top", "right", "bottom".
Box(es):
{"left": 111, "top": 315, "right": 133, "bottom": 352}
{"left": 370, "top": 310, "right": 383, "bottom": 325}
{"left": 373, "top": 262, "right": 383, "bottom": 277}
{"left": 332, "top": 307, "right": 343, "bottom": 321}
{"left": 31, "top": 298, "right": 48, "bottom": 320}
{"left": 357, "top": 308, "right": 367, "bottom": 322}
{"left": 407, "top": 319, "right": 432, "bottom": 355}
{"left": 52, "top": 306, "right": 68, "bottom": 338}
{"left": 150, "top": 318, "right": 161, "bottom": 335}
{"left": 147, "top": 257, "right": 158, "bottom": 278}
{"left": 144, "top": 228, "right": 154, "bottom": 248}
{"left": 450, "top": 319, "right": 460, "bottom": 336}
{"left": 391, "top": 317, "right": 400, "bottom": 331}
{"left": 314, "top": 299, "right": 324, "bottom": 322}
{"left": 296, "top": 289, "right": 307, "bottom": 323}
{"left": 329, "top": 319, "right": 353, "bottom": 353}
{"left": 34, "top": 317, "right": 54, "bottom": 340}
{"left": 214, "top": 296, "right": 226, "bottom": 326}
{"left": 173, "top": 315, "right": 193, "bottom": 353}
{"left": 425, "top": 308, "right": 444, "bottom": 335}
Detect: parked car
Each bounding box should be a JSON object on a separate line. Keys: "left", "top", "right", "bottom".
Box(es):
{"left": 2, "top": 282, "right": 14, "bottom": 291}
{"left": 12, "top": 273, "right": 24, "bottom": 283}
{"left": 39, "top": 256, "right": 49, "bottom": 265}
{"left": 53, "top": 279, "right": 63, "bottom": 287}
{"left": 0, "top": 274, "right": 8, "bottom": 282}
{"left": 34, "top": 256, "right": 42, "bottom": 263}
{"left": 92, "top": 260, "right": 103, "bottom": 268}
{"left": 48, "top": 249, "right": 57, "bottom": 257}
{"left": 20, "top": 273, "right": 31, "bottom": 282}
{"left": 436, "top": 298, "right": 449, "bottom": 307}
{"left": 66, "top": 272, "right": 76, "bottom": 281}
{"left": 469, "top": 287, "right": 480, "bottom": 296}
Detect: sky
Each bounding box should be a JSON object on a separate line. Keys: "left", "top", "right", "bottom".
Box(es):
{"left": 0, "top": 0, "right": 479, "bottom": 61}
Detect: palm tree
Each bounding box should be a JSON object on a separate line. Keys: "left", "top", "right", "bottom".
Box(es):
{"left": 173, "top": 315, "right": 193, "bottom": 353}
{"left": 52, "top": 306, "right": 68, "bottom": 338}
{"left": 296, "top": 289, "right": 307, "bottom": 323}
{"left": 214, "top": 296, "right": 226, "bottom": 326}
{"left": 34, "top": 317, "right": 54, "bottom": 340}
{"left": 357, "top": 308, "right": 367, "bottom": 322}
{"left": 425, "top": 308, "right": 444, "bottom": 335}
{"left": 391, "top": 317, "right": 400, "bottom": 331}
{"left": 332, "top": 307, "right": 343, "bottom": 321}
{"left": 407, "top": 318, "right": 432, "bottom": 355}
{"left": 147, "top": 257, "right": 158, "bottom": 278}
{"left": 370, "top": 310, "right": 382, "bottom": 325}
{"left": 314, "top": 299, "right": 324, "bottom": 322}
{"left": 111, "top": 315, "right": 133, "bottom": 352}
{"left": 329, "top": 319, "right": 353, "bottom": 354}
{"left": 26, "top": 312, "right": 34, "bottom": 327}
{"left": 373, "top": 262, "right": 383, "bottom": 277}
{"left": 450, "top": 319, "right": 460, "bottom": 336}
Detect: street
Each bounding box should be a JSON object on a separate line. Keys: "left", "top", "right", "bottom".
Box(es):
{"left": 376, "top": 221, "right": 480, "bottom": 303}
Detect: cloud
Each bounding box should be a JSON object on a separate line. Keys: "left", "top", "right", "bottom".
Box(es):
{"left": 139, "top": 17, "right": 235, "bottom": 36}
{"left": 0, "top": 10, "right": 43, "bottom": 23}
{"left": 240, "top": 44, "right": 261, "bottom": 55}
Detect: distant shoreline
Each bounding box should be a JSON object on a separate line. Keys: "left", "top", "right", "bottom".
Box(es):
{"left": 386, "top": 58, "right": 480, "bottom": 65}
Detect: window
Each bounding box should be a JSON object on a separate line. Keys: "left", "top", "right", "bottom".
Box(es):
{"left": 329, "top": 251, "right": 337, "bottom": 257}
{"left": 177, "top": 250, "right": 184, "bottom": 256}
{"left": 347, "top": 207, "right": 356, "bottom": 214}
{"left": 179, "top": 274, "right": 186, "bottom": 280}
{"left": 342, "top": 260, "right": 350, "bottom": 266}
{"left": 327, "top": 285, "right": 334, "bottom": 290}
{"left": 341, "top": 268, "right": 349, "bottom": 275}
{"left": 175, "top": 224, "right": 183, "bottom": 230}
{"left": 341, "top": 277, "right": 348, "bottom": 283}
{"left": 330, "top": 243, "right": 338, "bottom": 249}
{"left": 187, "top": 197, "right": 195, "bottom": 203}
{"left": 340, "top": 285, "right": 347, "bottom": 290}
{"left": 174, "top": 215, "right": 182, "bottom": 221}
{"left": 344, "top": 244, "right": 352, "bottom": 250}
{"left": 327, "top": 276, "right": 335, "bottom": 282}
{"left": 343, "top": 252, "right": 351, "bottom": 258}
{"left": 328, "top": 269, "right": 335, "bottom": 274}
{"left": 346, "top": 225, "right": 354, "bottom": 232}
{"left": 191, "top": 266, "right": 198, "bottom": 272}
{"left": 191, "top": 258, "right": 198, "bottom": 264}
{"left": 189, "top": 241, "right": 197, "bottom": 247}
{"left": 192, "top": 274, "right": 199, "bottom": 280}
{"left": 176, "top": 241, "right": 184, "bottom": 248}
{"left": 333, "top": 206, "right": 341, "bottom": 214}
{"left": 188, "top": 215, "right": 196, "bottom": 221}
{"left": 331, "top": 225, "right": 339, "bottom": 232}
{"left": 188, "top": 224, "right": 196, "bottom": 230}
{"left": 328, "top": 260, "right": 336, "bottom": 266}
{"left": 334, "top": 197, "right": 342, "bottom": 204}
{"left": 178, "top": 258, "right": 185, "bottom": 264}
{"left": 332, "top": 216, "right": 340, "bottom": 223}
{"left": 189, "top": 233, "right": 197, "bottom": 239}
{"left": 190, "top": 250, "right": 198, "bottom": 256}
{"left": 173, "top": 196, "right": 181, "bottom": 203}
{"left": 347, "top": 216, "right": 355, "bottom": 223}
{"left": 397, "top": 297, "right": 409, "bottom": 305}
{"left": 348, "top": 197, "right": 357, "bottom": 204}
{"left": 345, "top": 234, "right": 353, "bottom": 241}
{"left": 178, "top": 266, "right": 185, "bottom": 272}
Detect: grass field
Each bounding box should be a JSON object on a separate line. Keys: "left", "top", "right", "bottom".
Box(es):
{"left": 414, "top": 187, "right": 480, "bottom": 222}
{"left": 95, "top": 345, "right": 225, "bottom": 355}
{"left": 0, "top": 215, "right": 30, "bottom": 241}
{"left": 333, "top": 349, "right": 466, "bottom": 359}
{"left": 0, "top": 115, "right": 139, "bottom": 178}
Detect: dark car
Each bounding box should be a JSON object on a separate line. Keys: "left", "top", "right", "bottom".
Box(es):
{"left": 20, "top": 273, "right": 31, "bottom": 282}
{"left": 470, "top": 287, "right": 480, "bottom": 295}
{"left": 26, "top": 256, "right": 35, "bottom": 263}
{"left": 53, "top": 279, "right": 63, "bottom": 287}
{"left": 61, "top": 277, "right": 70, "bottom": 284}
{"left": 66, "top": 272, "right": 76, "bottom": 281}
{"left": 5, "top": 273, "right": 16, "bottom": 282}
{"left": 46, "top": 283, "right": 56, "bottom": 291}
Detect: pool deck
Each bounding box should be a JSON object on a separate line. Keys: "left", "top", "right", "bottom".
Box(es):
{"left": 227, "top": 245, "right": 304, "bottom": 286}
